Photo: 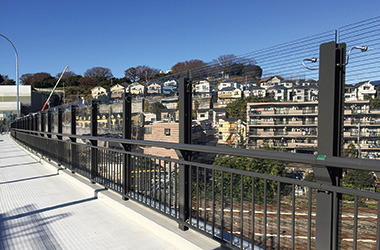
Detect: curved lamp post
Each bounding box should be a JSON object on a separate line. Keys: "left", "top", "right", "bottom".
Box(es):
{"left": 0, "top": 34, "right": 19, "bottom": 118}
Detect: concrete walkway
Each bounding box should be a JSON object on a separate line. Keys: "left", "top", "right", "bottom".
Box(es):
{"left": 0, "top": 134, "right": 222, "bottom": 250}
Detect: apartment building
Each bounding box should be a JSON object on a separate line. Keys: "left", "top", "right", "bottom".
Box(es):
{"left": 246, "top": 100, "right": 380, "bottom": 159}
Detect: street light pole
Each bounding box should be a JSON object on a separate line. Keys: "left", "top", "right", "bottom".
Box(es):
{"left": 0, "top": 34, "right": 19, "bottom": 118}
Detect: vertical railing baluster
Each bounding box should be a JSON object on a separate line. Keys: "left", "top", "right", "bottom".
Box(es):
{"left": 230, "top": 172, "right": 233, "bottom": 246}
{"left": 175, "top": 162, "right": 178, "bottom": 218}
{"left": 204, "top": 168, "right": 207, "bottom": 233}
{"left": 308, "top": 187, "right": 312, "bottom": 250}
{"left": 277, "top": 182, "right": 281, "bottom": 250}
{"left": 353, "top": 196, "right": 358, "bottom": 250}
{"left": 221, "top": 171, "right": 224, "bottom": 241}
{"left": 292, "top": 183, "right": 296, "bottom": 250}
{"left": 264, "top": 179, "right": 267, "bottom": 250}
{"left": 164, "top": 161, "right": 167, "bottom": 214}
{"left": 196, "top": 166, "right": 200, "bottom": 229}
{"left": 154, "top": 159, "right": 157, "bottom": 209}
{"left": 251, "top": 177, "right": 255, "bottom": 247}
{"left": 212, "top": 169, "right": 215, "bottom": 237}
{"left": 159, "top": 159, "right": 162, "bottom": 211}
{"left": 169, "top": 161, "right": 172, "bottom": 215}
{"left": 145, "top": 157, "right": 148, "bottom": 204}
{"left": 377, "top": 200, "right": 380, "bottom": 250}
{"left": 240, "top": 175, "right": 244, "bottom": 249}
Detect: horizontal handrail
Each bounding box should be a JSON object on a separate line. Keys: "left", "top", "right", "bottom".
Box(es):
{"left": 13, "top": 128, "right": 380, "bottom": 172}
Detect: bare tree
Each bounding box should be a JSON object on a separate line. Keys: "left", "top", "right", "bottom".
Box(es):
{"left": 136, "top": 65, "right": 160, "bottom": 82}
{"left": 78, "top": 76, "right": 98, "bottom": 89}
{"left": 125, "top": 65, "right": 160, "bottom": 82}
{"left": 56, "top": 70, "right": 77, "bottom": 81}
{"left": 124, "top": 67, "right": 139, "bottom": 82}
{"left": 171, "top": 59, "right": 206, "bottom": 74}
{"left": 84, "top": 67, "right": 113, "bottom": 80}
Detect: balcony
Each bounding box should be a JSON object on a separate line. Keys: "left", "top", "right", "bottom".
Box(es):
{"left": 302, "top": 110, "right": 317, "bottom": 114}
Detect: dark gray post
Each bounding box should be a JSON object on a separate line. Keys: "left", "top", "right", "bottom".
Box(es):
{"left": 57, "top": 108, "right": 63, "bottom": 165}
{"left": 178, "top": 77, "right": 192, "bottom": 231}
{"left": 70, "top": 105, "right": 77, "bottom": 172}
{"left": 122, "top": 94, "right": 132, "bottom": 200}
{"left": 40, "top": 112, "right": 44, "bottom": 136}
{"left": 90, "top": 100, "right": 98, "bottom": 182}
{"left": 314, "top": 41, "right": 346, "bottom": 250}
{"left": 28, "top": 115, "right": 32, "bottom": 131}
{"left": 47, "top": 110, "right": 52, "bottom": 138}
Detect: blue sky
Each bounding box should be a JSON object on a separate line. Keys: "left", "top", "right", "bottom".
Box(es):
{"left": 1, "top": 0, "right": 380, "bottom": 79}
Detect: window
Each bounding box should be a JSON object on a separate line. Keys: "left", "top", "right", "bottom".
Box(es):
{"left": 164, "top": 128, "right": 171, "bottom": 136}
{"left": 144, "top": 127, "right": 152, "bottom": 134}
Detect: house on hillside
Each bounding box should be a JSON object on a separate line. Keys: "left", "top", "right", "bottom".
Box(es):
{"left": 91, "top": 86, "right": 110, "bottom": 99}
{"left": 370, "top": 80, "right": 380, "bottom": 98}
{"left": 259, "top": 76, "right": 283, "bottom": 89}
{"left": 266, "top": 84, "right": 287, "bottom": 101}
{"left": 217, "top": 87, "right": 242, "bottom": 105}
{"left": 243, "top": 85, "right": 266, "bottom": 98}
{"left": 355, "top": 81, "right": 376, "bottom": 100}
{"left": 128, "top": 82, "right": 145, "bottom": 96}
{"left": 287, "top": 84, "right": 318, "bottom": 102}
{"left": 194, "top": 80, "right": 211, "bottom": 97}
{"left": 218, "top": 80, "right": 240, "bottom": 90}
{"left": 110, "top": 83, "right": 129, "bottom": 98}
{"left": 146, "top": 82, "right": 162, "bottom": 95}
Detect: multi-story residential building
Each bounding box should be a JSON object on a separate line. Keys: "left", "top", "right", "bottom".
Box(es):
{"left": 217, "top": 87, "right": 242, "bottom": 105}
{"left": 246, "top": 100, "right": 380, "bottom": 159}
{"left": 345, "top": 85, "right": 357, "bottom": 101}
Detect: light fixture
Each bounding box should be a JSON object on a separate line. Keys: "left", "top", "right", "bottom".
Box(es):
{"left": 344, "top": 45, "right": 369, "bottom": 66}
{"left": 302, "top": 57, "right": 318, "bottom": 70}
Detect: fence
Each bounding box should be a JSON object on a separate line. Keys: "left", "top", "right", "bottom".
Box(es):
{"left": 9, "top": 16, "right": 380, "bottom": 250}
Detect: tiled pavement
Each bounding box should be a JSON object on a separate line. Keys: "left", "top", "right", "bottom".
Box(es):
{"left": 0, "top": 134, "right": 222, "bottom": 250}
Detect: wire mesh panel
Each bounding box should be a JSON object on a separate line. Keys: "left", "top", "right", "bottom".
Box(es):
{"left": 339, "top": 16, "right": 380, "bottom": 85}
{"left": 339, "top": 17, "right": 380, "bottom": 160}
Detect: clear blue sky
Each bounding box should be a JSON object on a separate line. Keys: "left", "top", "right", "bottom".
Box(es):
{"left": 1, "top": 0, "right": 380, "bottom": 80}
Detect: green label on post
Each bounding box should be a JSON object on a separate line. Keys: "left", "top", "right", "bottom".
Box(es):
{"left": 317, "top": 155, "right": 326, "bottom": 160}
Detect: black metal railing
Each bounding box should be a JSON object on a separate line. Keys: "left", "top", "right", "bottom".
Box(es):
{"left": 10, "top": 128, "right": 380, "bottom": 250}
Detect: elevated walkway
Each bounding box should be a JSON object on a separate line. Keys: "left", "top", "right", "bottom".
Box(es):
{"left": 0, "top": 134, "right": 222, "bottom": 250}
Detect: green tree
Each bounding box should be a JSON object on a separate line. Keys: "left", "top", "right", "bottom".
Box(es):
{"left": 343, "top": 170, "right": 373, "bottom": 190}
{"left": 304, "top": 172, "right": 316, "bottom": 182}
{"left": 343, "top": 142, "right": 357, "bottom": 158}
{"left": 370, "top": 97, "right": 380, "bottom": 109}
{"left": 0, "top": 75, "right": 15, "bottom": 85}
